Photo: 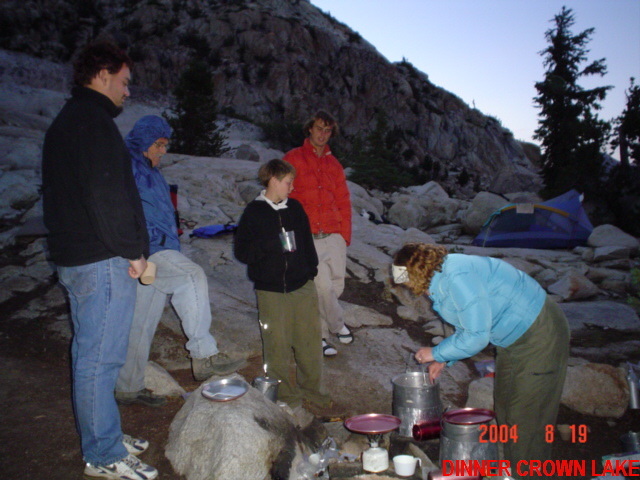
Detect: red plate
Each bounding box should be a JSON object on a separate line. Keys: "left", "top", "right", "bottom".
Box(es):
{"left": 344, "top": 413, "right": 401, "bottom": 435}
{"left": 442, "top": 408, "right": 495, "bottom": 425}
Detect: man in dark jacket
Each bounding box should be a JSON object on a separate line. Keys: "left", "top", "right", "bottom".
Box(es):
{"left": 42, "top": 43, "right": 157, "bottom": 480}
{"left": 115, "top": 116, "right": 244, "bottom": 408}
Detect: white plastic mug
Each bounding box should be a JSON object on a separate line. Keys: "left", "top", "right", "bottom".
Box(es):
{"left": 393, "top": 454, "right": 421, "bottom": 477}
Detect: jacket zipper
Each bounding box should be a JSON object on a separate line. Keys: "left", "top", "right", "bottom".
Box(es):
{"left": 278, "top": 211, "right": 288, "bottom": 292}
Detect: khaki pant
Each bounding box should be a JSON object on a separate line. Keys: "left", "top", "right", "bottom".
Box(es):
{"left": 256, "top": 281, "right": 330, "bottom": 407}
{"left": 313, "top": 233, "right": 347, "bottom": 338}
{"left": 494, "top": 296, "right": 570, "bottom": 479}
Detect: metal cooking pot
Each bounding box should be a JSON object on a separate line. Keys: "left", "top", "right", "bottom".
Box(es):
{"left": 439, "top": 408, "right": 499, "bottom": 464}
{"left": 392, "top": 370, "right": 442, "bottom": 437}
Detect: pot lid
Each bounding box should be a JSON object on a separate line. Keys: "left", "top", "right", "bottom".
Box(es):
{"left": 442, "top": 408, "right": 495, "bottom": 425}
{"left": 345, "top": 413, "right": 401, "bottom": 434}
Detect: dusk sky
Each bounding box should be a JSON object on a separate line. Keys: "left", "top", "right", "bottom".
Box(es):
{"left": 311, "top": 0, "right": 640, "bottom": 154}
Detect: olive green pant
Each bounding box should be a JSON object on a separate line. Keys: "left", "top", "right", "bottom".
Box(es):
{"left": 494, "top": 296, "right": 570, "bottom": 478}
{"left": 256, "top": 281, "right": 330, "bottom": 407}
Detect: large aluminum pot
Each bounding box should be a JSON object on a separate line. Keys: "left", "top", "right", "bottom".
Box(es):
{"left": 392, "top": 371, "right": 443, "bottom": 437}
{"left": 439, "top": 408, "right": 499, "bottom": 464}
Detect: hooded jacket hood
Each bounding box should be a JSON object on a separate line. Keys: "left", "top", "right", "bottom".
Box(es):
{"left": 125, "top": 115, "right": 172, "bottom": 160}
{"left": 125, "top": 115, "right": 179, "bottom": 254}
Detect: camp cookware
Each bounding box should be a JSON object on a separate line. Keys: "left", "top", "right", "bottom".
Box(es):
{"left": 439, "top": 408, "right": 499, "bottom": 465}
{"left": 392, "top": 368, "right": 443, "bottom": 437}
{"left": 345, "top": 413, "right": 401, "bottom": 473}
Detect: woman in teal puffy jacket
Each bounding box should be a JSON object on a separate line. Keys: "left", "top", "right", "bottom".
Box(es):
{"left": 392, "top": 243, "right": 569, "bottom": 478}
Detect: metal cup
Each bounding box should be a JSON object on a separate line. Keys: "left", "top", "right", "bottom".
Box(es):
{"left": 253, "top": 376, "right": 279, "bottom": 402}
{"left": 279, "top": 230, "right": 296, "bottom": 252}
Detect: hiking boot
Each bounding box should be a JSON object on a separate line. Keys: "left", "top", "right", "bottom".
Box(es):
{"left": 84, "top": 453, "right": 158, "bottom": 480}
{"left": 122, "top": 434, "right": 149, "bottom": 456}
{"left": 115, "top": 389, "right": 167, "bottom": 408}
{"left": 192, "top": 352, "right": 246, "bottom": 381}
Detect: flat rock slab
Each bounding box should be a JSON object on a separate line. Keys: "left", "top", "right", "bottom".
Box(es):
{"left": 559, "top": 301, "right": 640, "bottom": 332}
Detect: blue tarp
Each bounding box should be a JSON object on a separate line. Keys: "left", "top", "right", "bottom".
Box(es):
{"left": 472, "top": 190, "right": 594, "bottom": 249}
{"left": 190, "top": 223, "right": 237, "bottom": 239}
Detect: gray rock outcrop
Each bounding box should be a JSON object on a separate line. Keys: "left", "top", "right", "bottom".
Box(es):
{"left": 561, "top": 363, "right": 629, "bottom": 418}
{"left": 0, "top": 0, "right": 542, "bottom": 196}
{"left": 588, "top": 224, "right": 640, "bottom": 251}
{"left": 166, "top": 376, "right": 311, "bottom": 480}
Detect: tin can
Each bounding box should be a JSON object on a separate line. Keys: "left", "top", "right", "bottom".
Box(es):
{"left": 412, "top": 419, "right": 442, "bottom": 441}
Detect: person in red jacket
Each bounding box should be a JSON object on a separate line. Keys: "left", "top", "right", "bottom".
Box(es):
{"left": 283, "top": 111, "right": 353, "bottom": 357}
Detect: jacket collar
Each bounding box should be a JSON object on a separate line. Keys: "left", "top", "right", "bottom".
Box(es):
{"left": 257, "top": 190, "right": 289, "bottom": 210}
{"left": 303, "top": 137, "right": 331, "bottom": 157}
{"left": 72, "top": 86, "right": 122, "bottom": 118}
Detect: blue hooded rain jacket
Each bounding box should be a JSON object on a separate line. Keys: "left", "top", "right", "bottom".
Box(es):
{"left": 125, "top": 115, "right": 179, "bottom": 255}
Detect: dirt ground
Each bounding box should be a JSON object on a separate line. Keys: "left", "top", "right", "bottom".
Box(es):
{"left": 0, "top": 275, "right": 639, "bottom": 480}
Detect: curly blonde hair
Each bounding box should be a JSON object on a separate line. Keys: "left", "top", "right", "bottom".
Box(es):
{"left": 393, "top": 243, "right": 448, "bottom": 295}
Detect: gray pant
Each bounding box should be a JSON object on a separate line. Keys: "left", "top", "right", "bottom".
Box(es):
{"left": 256, "top": 281, "right": 330, "bottom": 407}
{"left": 313, "top": 233, "right": 347, "bottom": 337}
{"left": 494, "top": 296, "right": 570, "bottom": 478}
{"left": 116, "top": 249, "right": 218, "bottom": 393}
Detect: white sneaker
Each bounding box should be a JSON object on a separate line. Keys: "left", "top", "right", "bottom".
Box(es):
{"left": 122, "top": 434, "right": 149, "bottom": 456}
{"left": 84, "top": 453, "right": 158, "bottom": 479}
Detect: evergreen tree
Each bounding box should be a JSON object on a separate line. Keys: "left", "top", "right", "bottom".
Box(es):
{"left": 346, "top": 114, "right": 413, "bottom": 192}
{"left": 612, "top": 77, "right": 640, "bottom": 167}
{"left": 533, "top": 7, "right": 611, "bottom": 197}
{"left": 604, "top": 78, "right": 640, "bottom": 235}
{"left": 163, "top": 59, "right": 229, "bottom": 157}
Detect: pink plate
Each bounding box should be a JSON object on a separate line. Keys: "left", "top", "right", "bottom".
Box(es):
{"left": 442, "top": 408, "right": 495, "bottom": 425}
{"left": 344, "top": 413, "right": 401, "bottom": 435}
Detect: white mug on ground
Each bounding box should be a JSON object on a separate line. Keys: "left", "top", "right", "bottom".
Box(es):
{"left": 393, "top": 454, "right": 421, "bottom": 477}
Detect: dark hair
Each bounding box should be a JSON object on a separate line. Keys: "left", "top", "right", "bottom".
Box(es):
{"left": 303, "top": 110, "right": 339, "bottom": 137}
{"left": 258, "top": 159, "right": 296, "bottom": 187}
{"left": 73, "top": 42, "right": 133, "bottom": 87}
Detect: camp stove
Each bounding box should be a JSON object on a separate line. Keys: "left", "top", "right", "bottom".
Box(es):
{"left": 344, "top": 413, "right": 401, "bottom": 473}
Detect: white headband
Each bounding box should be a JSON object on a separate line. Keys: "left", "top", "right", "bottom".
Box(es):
{"left": 392, "top": 264, "right": 409, "bottom": 284}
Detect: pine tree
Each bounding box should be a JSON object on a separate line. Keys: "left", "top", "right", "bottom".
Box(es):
{"left": 346, "top": 114, "right": 413, "bottom": 192}
{"left": 533, "top": 7, "right": 612, "bottom": 198}
{"left": 612, "top": 77, "right": 640, "bottom": 167}
{"left": 604, "top": 78, "right": 640, "bottom": 235}
{"left": 163, "top": 59, "right": 229, "bottom": 157}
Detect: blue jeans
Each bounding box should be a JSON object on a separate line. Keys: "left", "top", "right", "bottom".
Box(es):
{"left": 116, "top": 249, "right": 218, "bottom": 393}
{"left": 57, "top": 257, "right": 135, "bottom": 467}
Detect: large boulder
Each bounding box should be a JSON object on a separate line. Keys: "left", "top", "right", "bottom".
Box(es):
{"left": 387, "top": 183, "right": 465, "bottom": 230}
{"left": 348, "top": 181, "right": 384, "bottom": 221}
{"left": 461, "top": 191, "right": 508, "bottom": 235}
{"left": 561, "top": 363, "right": 629, "bottom": 418}
{"left": 166, "top": 375, "right": 313, "bottom": 480}
{"left": 547, "top": 270, "right": 600, "bottom": 301}
{"left": 588, "top": 224, "right": 639, "bottom": 251}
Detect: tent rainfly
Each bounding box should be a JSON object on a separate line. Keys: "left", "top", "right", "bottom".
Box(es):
{"left": 472, "top": 189, "right": 594, "bottom": 249}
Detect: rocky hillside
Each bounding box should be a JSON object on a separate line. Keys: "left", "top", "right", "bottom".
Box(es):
{"left": 0, "top": 0, "right": 541, "bottom": 197}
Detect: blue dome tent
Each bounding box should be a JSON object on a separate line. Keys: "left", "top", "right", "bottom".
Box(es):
{"left": 472, "top": 190, "right": 594, "bottom": 249}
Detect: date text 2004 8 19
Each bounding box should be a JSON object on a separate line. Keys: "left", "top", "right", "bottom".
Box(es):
{"left": 478, "top": 424, "right": 588, "bottom": 443}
